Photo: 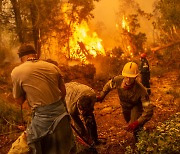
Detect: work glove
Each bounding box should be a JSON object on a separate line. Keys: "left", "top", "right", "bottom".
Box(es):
{"left": 127, "top": 120, "right": 139, "bottom": 132}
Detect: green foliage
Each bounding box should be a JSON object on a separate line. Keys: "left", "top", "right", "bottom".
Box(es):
{"left": 0, "top": 98, "right": 21, "bottom": 133}
{"left": 122, "top": 14, "right": 147, "bottom": 54}
{"left": 155, "top": 0, "right": 180, "bottom": 28}
{"left": 136, "top": 112, "right": 180, "bottom": 154}
{"left": 152, "top": 0, "right": 180, "bottom": 70}
{"left": 111, "top": 46, "right": 124, "bottom": 58}
{"left": 125, "top": 145, "right": 134, "bottom": 154}
{"left": 1, "top": 0, "right": 100, "bottom": 51}
{"left": 68, "top": 0, "right": 99, "bottom": 22}
{"left": 132, "top": 32, "right": 147, "bottom": 54}
{"left": 128, "top": 14, "right": 140, "bottom": 34}
{"left": 154, "top": 0, "right": 180, "bottom": 43}
{"left": 0, "top": 97, "right": 29, "bottom": 134}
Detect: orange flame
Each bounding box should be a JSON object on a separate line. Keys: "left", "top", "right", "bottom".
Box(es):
{"left": 41, "top": 3, "right": 105, "bottom": 63}
{"left": 69, "top": 21, "right": 105, "bottom": 62}
{"left": 122, "top": 15, "right": 130, "bottom": 32}
{"left": 121, "top": 15, "right": 134, "bottom": 58}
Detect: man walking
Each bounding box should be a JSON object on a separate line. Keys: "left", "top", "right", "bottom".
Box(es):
{"left": 97, "top": 62, "right": 154, "bottom": 141}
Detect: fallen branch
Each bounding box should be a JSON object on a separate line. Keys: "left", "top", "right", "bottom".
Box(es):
{"left": 151, "top": 40, "right": 180, "bottom": 52}
{"left": 2, "top": 116, "right": 19, "bottom": 127}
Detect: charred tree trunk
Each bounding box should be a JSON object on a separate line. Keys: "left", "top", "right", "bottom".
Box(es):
{"left": 67, "top": 23, "right": 71, "bottom": 59}
{"left": 10, "top": 0, "right": 25, "bottom": 43}
{"left": 67, "top": 4, "right": 77, "bottom": 59}
{"left": 0, "top": 0, "right": 2, "bottom": 50}
{"left": 29, "top": 0, "right": 41, "bottom": 58}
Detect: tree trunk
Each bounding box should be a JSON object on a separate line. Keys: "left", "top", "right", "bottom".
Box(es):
{"left": 29, "top": 0, "right": 41, "bottom": 58}
{"left": 0, "top": 0, "right": 2, "bottom": 50}
{"left": 10, "top": 0, "right": 25, "bottom": 43}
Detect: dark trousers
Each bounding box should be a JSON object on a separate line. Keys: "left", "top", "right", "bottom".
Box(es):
{"left": 72, "top": 112, "right": 98, "bottom": 142}
{"left": 122, "top": 104, "right": 143, "bottom": 142}
{"left": 141, "top": 73, "right": 151, "bottom": 95}
{"left": 84, "top": 113, "right": 98, "bottom": 142}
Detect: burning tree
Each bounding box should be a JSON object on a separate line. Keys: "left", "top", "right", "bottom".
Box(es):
{"left": 120, "top": 14, "right": 147, "bottom": 57}
{"left": 150, "top": 0, "right": 180, "bottom": 68}
{"left": 41, "top": 2, "right": 105, "bottom": 63}
{"left": 115, "top": 0, "right": 155, "bottom": 58}
{"left": 1, "top": 0, "right": 103, "bottom": 64}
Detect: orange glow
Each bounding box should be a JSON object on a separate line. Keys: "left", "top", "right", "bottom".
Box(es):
{"left": 127, "top": 46, "right": 133, "bottom": 57}
{"left": 41, "top": 3, "right": 105, "bottom": 63}
{"left": 69, "top": 21, "right": 105, "bottom": 62}
{"left": 122, "top": 15, "right": 130, "bottom": 32}
{"left": 127, "top": 45, "right": 131, "bottom": 52}
{"left": 121, "top": 15, "right": 134, "bottom": 58}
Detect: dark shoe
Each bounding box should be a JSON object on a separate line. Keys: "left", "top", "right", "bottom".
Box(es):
{"left": 147, "top": 89, "right": 151, "bottom": 95}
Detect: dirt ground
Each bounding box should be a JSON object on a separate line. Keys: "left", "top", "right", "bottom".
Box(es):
{"left": 80, "top": 70, "right": 180, "bottom": 154}
{"left": 0, "top": 70, "right": 179, "bottom": 154}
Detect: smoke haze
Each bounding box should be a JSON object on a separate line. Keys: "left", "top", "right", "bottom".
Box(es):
{"left": 92, "top": 0, "right": 156, "bottom": 49}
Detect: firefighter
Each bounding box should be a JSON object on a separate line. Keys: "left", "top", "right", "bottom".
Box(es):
{"left": 11, "top": 44, "right": 76, "bottom": 154}
{"left": 97, "top": 62, "right": 154, "bottom": 141}
{"left": 65, "top": 82, "right": 102, "bottom": 145}
{"left": 139, "top": 53, "right": 151, "bottom": 95}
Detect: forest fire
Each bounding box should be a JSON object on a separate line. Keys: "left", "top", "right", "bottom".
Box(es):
{"left": 41, "top": 3, "right": 106, "bottom": 63}
{"left": 121, "top": 15, "right": 134, "bottom": 58}
{"left": 0, "top": 0, "right": 180, "bottom": 153}
{"left": 68, "top": 21, "right": 105, "bottom": 62}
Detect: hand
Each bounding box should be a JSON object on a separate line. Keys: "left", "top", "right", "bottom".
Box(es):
{"left": 96, "top": 96, "right": 103, "bottom": 103}
{"left": 76, "top": 135, "right": 93, "bottom": 147}
{"left": 17, "top": 125, "right": 26, "bottom": 131}
{"left": 86, "top": 136, "right": 94, "bottom": 146}
{"left": 127, "top": 121, "right": 139, "bottom": 132}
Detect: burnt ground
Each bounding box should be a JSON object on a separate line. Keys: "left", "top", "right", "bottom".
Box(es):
{"left": 0, "top": 70, "right": 180, "bottom": 154}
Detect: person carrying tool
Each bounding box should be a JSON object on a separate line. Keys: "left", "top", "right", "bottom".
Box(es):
{"left": 11, "top": 44, "right": 76, "bottom": 154}
{"left": 65, "top": 82, "right": 103, "bottom": 146}
{"left": 97, "top": 62, "right": 154, "bottom": 142}
{"left": 139, "top": 53, "right": 151, "bottom": 95}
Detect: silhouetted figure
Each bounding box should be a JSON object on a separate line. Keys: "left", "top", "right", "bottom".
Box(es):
{"left": 139, "top": 53, "right": 151, "bottom": 95}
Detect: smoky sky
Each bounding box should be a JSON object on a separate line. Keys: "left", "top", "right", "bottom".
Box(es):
{"left": 93, "top": 0, "right": 155, "bottom": 27}
{"left": 92, "top": 0, "right": 156, "bottom": 49}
